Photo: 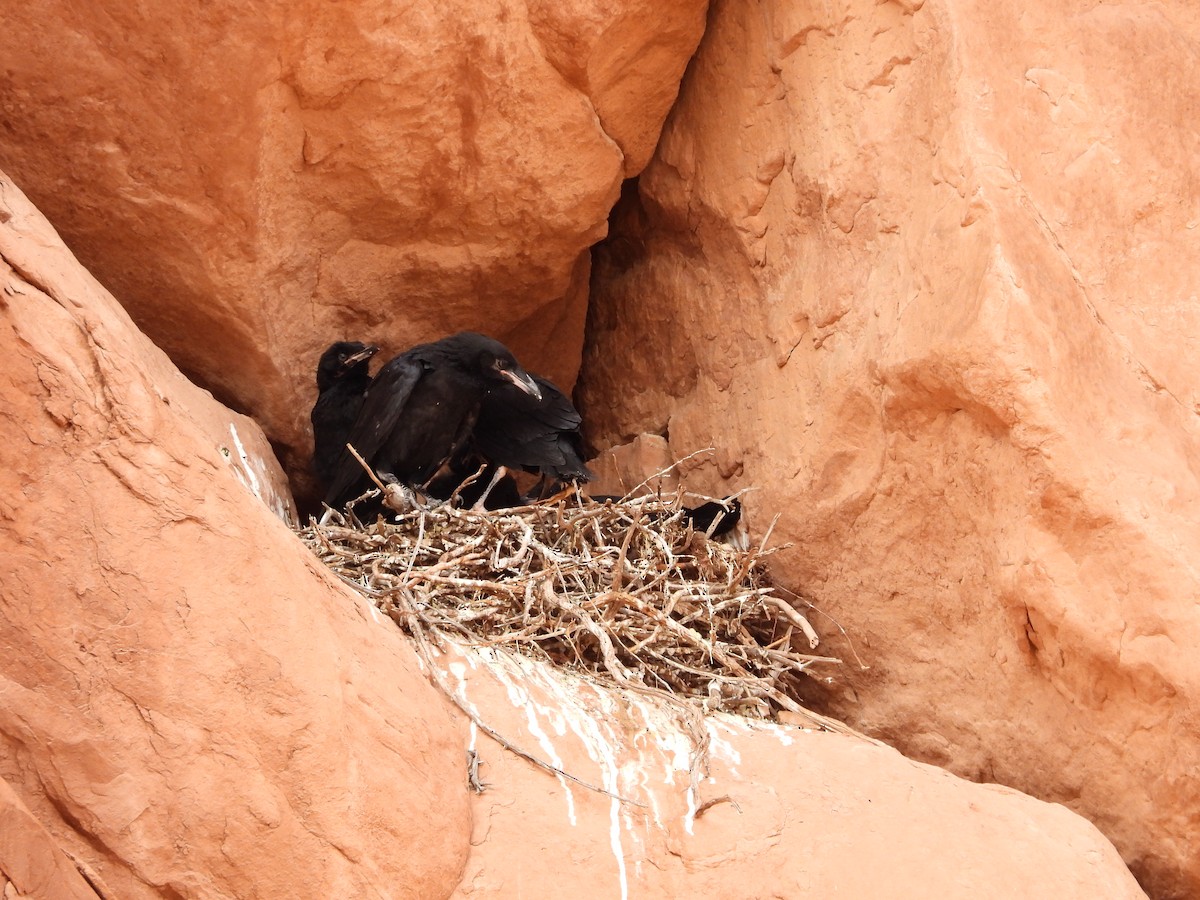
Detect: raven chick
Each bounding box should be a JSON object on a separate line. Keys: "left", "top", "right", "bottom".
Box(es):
{"left": 473, "top": 373, "right": 593, "bottom": 486}
{"left": 324, "top": 332, "right": 540, "bottom": 510}
{"left": 311, "top": 341, "right": 379, "bottom": 492}
{"left": 428, "top": 371, "right": 593, "bottom": 508}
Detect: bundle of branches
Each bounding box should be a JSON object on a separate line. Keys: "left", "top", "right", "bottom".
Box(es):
{"left": 298, "top": 489, "right": 841, "bottom": 724}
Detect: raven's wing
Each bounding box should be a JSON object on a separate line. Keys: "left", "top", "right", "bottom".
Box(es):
{"left": 324, "top": 355, "right": 424, "bottom": 506}
{"left": 311, "top": 382, "right": 366, "bottom": 487}
{"left": 473, "top": 375, "right": 592, "bottom": 480}
{"left": 527, "top": 376, "right": 582, "bottom": 429}
{"left": 525, "top": 377, "right": 592, "bottom": 480}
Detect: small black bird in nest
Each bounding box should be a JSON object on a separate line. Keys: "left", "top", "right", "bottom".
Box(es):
{"left": 311, "top": 341, "right": 379, "bottom": 493}
{"left": 436, "top": 371, "right": 594, "bottom": 507}
{"left": 681, "top": 497, "right": 742, "bottom": 539}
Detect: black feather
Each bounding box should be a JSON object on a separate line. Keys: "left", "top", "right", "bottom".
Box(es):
{"left": 323, "top": 332, "right": 539, "bottom": 509}
{"left": 472, "top": 374, "right": 593, "bottom": 483}
{"left": 310, "top": 341, "right": 378, "bottom": 491}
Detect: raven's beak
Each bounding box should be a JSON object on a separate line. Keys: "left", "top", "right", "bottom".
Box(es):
{"left": 501, "top": 367, "right": 542, "bottom": 400}
{"left": 344, "top": 345, "right": 380, "bottom": 367}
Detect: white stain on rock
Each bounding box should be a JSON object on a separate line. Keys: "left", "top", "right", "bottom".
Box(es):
{"left": 226, "top": 423, "right": 295, "bottom": 525}
{"left": 433, "top": 640, "right": 779, "bottom": 900}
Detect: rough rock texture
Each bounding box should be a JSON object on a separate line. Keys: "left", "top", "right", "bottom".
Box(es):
{"left": 442, "top": 643, "right": 1143, "bottom": 899}
{"left": 0, "top": 779, "right": 99, "bottom": 900}
{"left": 0, "top": 0, "right": 709, "bottom": 503}
{"left": 0, "top": 167, "right": 1144, "bottom": 896}
{"left": 580, "top": 1, "right": 1200, "bottom": 896}
{"left": 0, "top": 171, "right": 468, "bottom": 897}
{"left": 586, "top": 432, "right": 679, "bottom": 496}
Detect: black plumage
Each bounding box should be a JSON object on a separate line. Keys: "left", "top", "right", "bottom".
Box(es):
{"left": 581, "top": 494, "right": 743, "bottom": 540}
{"left": 426, "top": 372, "right": 592, "bottom": 508}
{"left": 324, "top": 332, "right": 541, "bottom": 510}
{"left": 681, "top": 498, "right": 742, "bottom": 538}
{"left": 310, "top": 341, "right": 379, "bottom": 491}
{"left": 471, "top": 373, "right": 593, "bottom": 485}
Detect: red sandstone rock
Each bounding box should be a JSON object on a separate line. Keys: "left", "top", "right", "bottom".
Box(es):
{"left": 439, "top": 643, "right": 1143, "bottom": 899}
{"left": 0, "top": 170, "right": 468, "bottom": 897}
{"left": 580, "top": 1, "right": 1200, "bottom": 896}
{"left": 0, "top": 0, "right": 1178, "bottom": 893}
{"left": 0, "top": 167, "right": 1144, "bottom": 897}
{"left": 585, "top": 433, "right": 679, "bottom": 496}
{"left": 0, "top": 778, "right": 98, "bottom": 900}
{"left": 0, "top": 0, "right": 708, "bottom": 502}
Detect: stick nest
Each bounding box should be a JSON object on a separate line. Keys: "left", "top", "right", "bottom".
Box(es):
{"left": 298, "top": 489, "right": 839, "bottom": 724}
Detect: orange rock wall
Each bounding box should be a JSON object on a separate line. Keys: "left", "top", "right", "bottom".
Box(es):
{"left": 581, "top": 1, "right": 1200, "bottom": 896}
{"left": 0, "top": 171, "right": 468, "bottom": 897}
{"left": 0, "top": 0, "right": 1187, "bottom": 894}
{"left": 0, "top": 0, "right": 708, "bottom": 501}
{"left": 0, "top": 165, "right": 1146, "bottom": 899}
{"left": 0, "top": 779, "right": 99, "bottom": 899}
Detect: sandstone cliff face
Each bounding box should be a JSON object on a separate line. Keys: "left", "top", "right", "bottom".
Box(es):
{"left": 0, "top": 171, "right": 468, "bottom": 897}
{"left": 0, "top": 0, "right": 1184, "bottom": 894}
{"left": 0, "top": 168, "right": 1144, "bottom": 897}
{"left": 0, "top": 0, "right": 709, "bottom": 503}
{"left": 581, "top": 1, "right": 1200, "bottom": 896}
{"left": 0, "top": 779, "right": 99, "bottom": 899}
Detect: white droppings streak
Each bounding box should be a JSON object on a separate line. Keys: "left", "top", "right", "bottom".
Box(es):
{"left": 706, "top": 720, "right": 743, "bottom": 778}
{"left": 684, "top": 783, "right": 699, "bottom": 836}
{"left": 353, "top": 591, "right": 384, "bottom": 624}
{"left": 497, "top": 666, "right": 578, "bottom": 825}
{"left": 716, "top": 712, "right": 800, "bottom": 746}
{"left": 557, "top": 683, "right": 627, "bottom": 900}
{"left": 430, "top": 642, "right": 729, "bottom": 900}
{"left": 226, "top": 423, "right": 292, "bottom": 523}
{"left": 443, "top": 648, "right": 579, "bottom": 826}
{"left": 228, "top": 424, "right": 260, "bottom": 493}
{"left": 442, "top": 660, "right": 492, "bottom": 733}
{"left": 625, "top": 704, "right": 666, "bottom": 829}
{"left": 486, "top": 650, "right": 634, "bottom": 900}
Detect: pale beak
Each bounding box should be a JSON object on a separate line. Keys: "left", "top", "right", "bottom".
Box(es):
{"left": 343, "top": 345, "right": 380, "bottom": 368}
{"left": 502, "top": 367, "right": 542, "bottom": 400}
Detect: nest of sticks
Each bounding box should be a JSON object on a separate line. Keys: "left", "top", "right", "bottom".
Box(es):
{"left": 299, "top": 480, "right": 842, "bottom": 727}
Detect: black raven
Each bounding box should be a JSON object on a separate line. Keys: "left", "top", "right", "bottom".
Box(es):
{"left": 425, "top": 371, "right": 593, "bottom": 508}
{"left": 323, "top": 332, "right": 540, "bottom": 510}
{"left": 472, "top": 374, "right": 593, "bottom": 486}
{"left": 310, "top": 341, "right": 379, "bottom": 492}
